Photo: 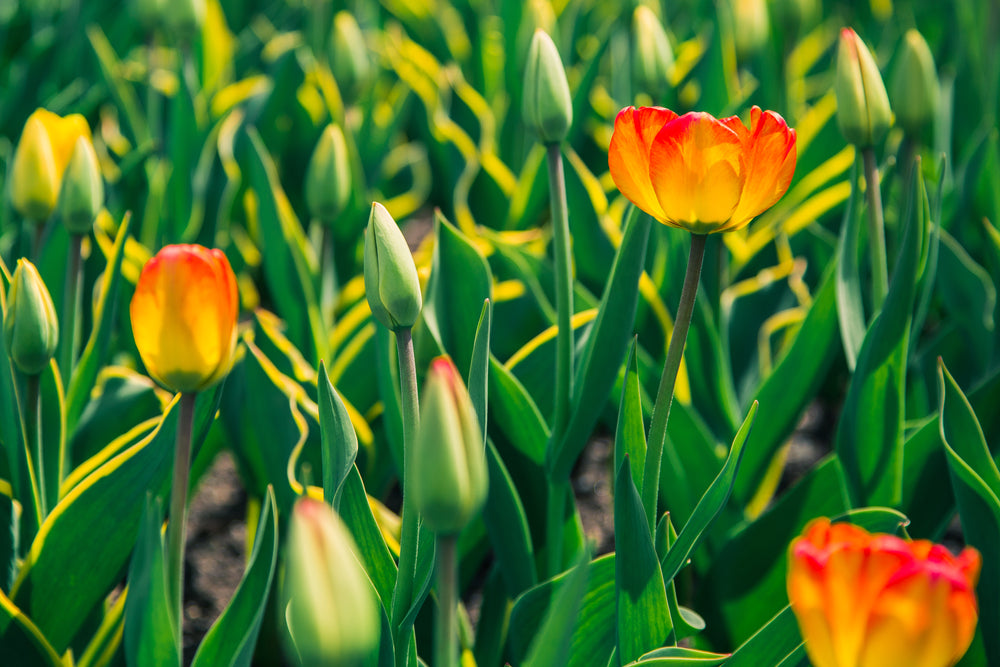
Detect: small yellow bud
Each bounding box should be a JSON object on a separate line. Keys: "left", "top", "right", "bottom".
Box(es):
{"left": 631, "top": 6, "right": 674, "bottom": 98}
{"left": 59, "top": 137, "right": 104, "bottom": 235}
{"left": 330, "top": 11, "right": 371, "bottom": 102}
{"left": 523, "top": 30, "right": 573, "bottom": 145}
{"left": 4, "top": 260, "right": 59, "bottom": 376}
{"left": 305, "top": 124, "right": 351, "bottom": 224}
{"left": 363, "top": 203, "right": 422, "bottom": 331}
{"left": 835, "top": 28, "right": 893, "bottom": 147}
{"left": 890, "top": 29, "right": 939, "bottom": 137}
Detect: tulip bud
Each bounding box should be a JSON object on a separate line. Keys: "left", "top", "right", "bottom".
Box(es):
{"left": 283, "top": 497, "right": 380, "bottom": 666}
{"left": 411, "top": 357, "right": 488, "bottom": 534}
{"left": 523, "top": 30, "right": 573, "bottom": 145}
{"left": 835, "top": 28, "right": 893, "bottom": 147}
{"left": 890, "top": 29, "right": 940, "bottom": 137}
{"left": 363, "top": 203, "right": 422, "bottom": 331}
{"left": 732, "top": 0, "right": 770, "bottom": 62}
{"left": 305, "top": 124, "right": 351, "bottom": 225}
{"left": 4, "top": 260, "right": 59, "bottom": 376}
{"left": 58, "top": 136, "right": 104, "bottom": 235}
{"left": 329, "top": 11, "right": 371, "bottom": 101}
{"left": 631, "top": 6, "right": 674, "bottom": 97}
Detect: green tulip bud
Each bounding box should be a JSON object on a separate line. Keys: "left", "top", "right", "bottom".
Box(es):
{"left": 890, "top": 29, "right": 939, "bottom": 137}
{"left": 305, "top": 124, "right": 351, "bottom": 225}
{"left": 58, "top": 136, "right": 104, "bottom": 235}
{"left": 835, "top": 28, "right": 893, "bottom": 147}
{"left": 631, "top": 6, "right": 674, "bottom": 97}
{"left": 330, "top": 11, "right": 371, "bottom": 102}
{"left": 364, "top": 202, "right": 422, "bottom": 331}
{"left": 282, "top": 497, "right": 380, "bottom": 666}
{"left": 4, "top": 259, "right": 59, "bottom": 376}
{"left": 523, "top": 30, "right": 573, "bottom": 145}
{"left": 411, "top": 356, "right": 488, "bottom": 534}
{"left": 732, "top": 0, "right": 770, "bottom": 62}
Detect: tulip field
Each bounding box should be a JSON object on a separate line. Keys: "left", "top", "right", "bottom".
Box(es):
{"left": 2, "top": 0, "right": 1000, "bottom": 665}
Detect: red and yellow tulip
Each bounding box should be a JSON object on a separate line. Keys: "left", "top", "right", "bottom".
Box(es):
{"left": 608, "top": 105, "right": 796, "bottom": 233}
{"left": 787, "top": 518, "right": 980, "bottom": 667}
{"left": 130, "top": 244, "right": 239, "bottom": 393}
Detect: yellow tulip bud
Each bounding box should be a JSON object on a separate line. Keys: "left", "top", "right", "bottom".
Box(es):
{"left": 411, "top": 357, "right": 488, "bottom": 534}
{"left": 631, "top": 6, "right": 674, "bottom": 98}
{"left": 305, "top": 124, "right": 351, "bottom": 224}
{"left": 330, "top": 11, "right": 371, "bottom": 102}
{"left": 523, "top": 30, "right": 573, "bottom": 145}
{"left": 58, "top": 136, "right": 104, "bottom": 235}
{"left": 4, "top": 259, "right": 59, "bottom": 376}
{"left": 363, "top": 202, "right": 422, "bottom": 331}
{"left": 890, "top": 29, "right": 939, "bottom": 137}
{"left": 282, "top": 497, "right": 380, "bottom": 666}
{"left": 835, "top": 28, "right": 893, "bottom": 147}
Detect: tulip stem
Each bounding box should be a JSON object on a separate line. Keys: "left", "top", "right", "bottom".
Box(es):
{"left": 167, "top": 392, "right": 196, "bottom": 635}
{"left": 434, "top": 534, "right": 459, "bottom": 667}
{"left": 862, "top": 148, "right": 889, "bottom": 312}
{"left": 59, "top": 233, "right": 83, "bottom": 385}
{"left": 641, "top": 232, "right": 707, "bottom": 532}
{"left": 8, "top": 364, "right": 43, "bottom": 531}
{"left": 26, "top": 373, "right": 48, "bottom": 521}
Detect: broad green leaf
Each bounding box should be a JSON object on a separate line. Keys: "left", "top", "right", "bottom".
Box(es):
{"left": 684, "top": 295, "right": 741, "bottom": 439}
{"left": 318, "top": 362, "right": 358, "bottom": 511}
{"left": 522, "top": 552, "right": 590, "bottom": 667}
{"left": 487, "top": 356, "right": 549, "bottom": 465}
{"left": 482, "top": 441, "right": 536, "bottom": 596}
{"left": 662, "top": 402, "right": 757, "bottom": 584}
{"left": 656, "top": 514, "right": 704, "bottom": 642}
{"left": 835, "top": 156, "right": 866, "bottom": 370}
{"left": 549, "top": 206, "right": 652, "bottom": 479}
{"left": 660, "top": 399, "right": 725, "bottom": 532}
{"left": 0, "top": 588, "right": 64, "bottom": 666}
{"left": 468, "top": 299, "right": 492, "bottom": 442}
{"left": 725, "top": 605, "right": 803, "bottom": 667}
{"left": 624, "top": 646, "right": 729, "bottom": 665}
{"left": 339, "top": 466, "right": 397, "bottom": 610}
{"left": 124, "top": 496, "right": 179, "bottom": 667}
{"left": 615, "top": 339, "right": 646, "bottom": 495}
{"left": 192, "top": 487, "right": 278, "bottom": 667}
{"left": 835, "top": 165, "right": 925, "bottom": 507}
{"left": 472, "top": 569, "right": 508, "bottom": 667}
{"left": 616, "top": 461, "right": 671, "bottom": 663}
{"left": 937, "top": 229, "right": 997, "bottom": 361}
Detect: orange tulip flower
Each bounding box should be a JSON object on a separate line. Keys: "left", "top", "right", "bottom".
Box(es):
{"left": 608, "top": 105, "right": 796, "bottom": 233}
{"left": 788, "top": 518, "right": 981, "bottom": 667}
{"left": 130, "top": 244, "right": 239, "bottom": 393}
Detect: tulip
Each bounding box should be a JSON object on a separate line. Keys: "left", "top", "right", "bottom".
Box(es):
{"left": 330, "top": 11, "right": 371, "bottom": 102}
{"left": 411, "top": 356, "right": 488, "bottom": 534}
{"left": 129, "top": 244, "right": 238, "bottom": 394}
{"left": 608, "top": 105, "right": 796, "bottom": 234}
{"left": 9, "top": 108, "right": 92, "bottom": 222}
{"left": 523, "top": 30, "right": 573, "bottom": 145}
{"left": 4, "top": 259, "right": 59, "bottom": 376}
{"left": 631, "top": 6, "right": 674, "bottom": 99}
{"left": 363, "top": 203, "right": 422, "bottom": 331}
{"left": 283, "top": 497, "right": 380, "bottom": 666}
{"left": 305, "top": 123, "right": 351, "bottom": 225}
{"left": 58, "top": 136, "right": 105, "bottom": 235}
{"left": 890, "top": 29, "right": 939, "bottom": 137}
{"left": 788, "top": 518, "right": 981, "bottom": 667}
{"left": 835, "top": 28, "right": 892, "bottom": 147}
{"left": 732, "top": 0, "right": 771, "bottom": 63}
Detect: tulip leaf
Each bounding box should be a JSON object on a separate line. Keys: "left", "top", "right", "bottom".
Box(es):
{"left": 937, "top": 229, "right": 997, "bottom": 358}
{"left": 339, "top": 466, "right": 397, "bottom": 610}
{"left": 660, "top": 397, "right": 727, "bottom": 532}
{"left": 468, "top": 299, "right": 492, "bottom": 442}
{"left": 318, "top": 362, "right": 358, "bottom": 512}
{"left": 0, "top": 483, "right": 13, "bottom": 593}
{"left": 835, "top": 155, "right": 866, "bottom": 370}
{"left": 488, "top": 355, "right": 549, "bottom": 465}
{"left": 615, "top": 338, "right": 646, "bottom": 495}
{"left": 0, "top": 588, "right": 64, "bottom": 666}
{"left": 549, "top": 205, "right": 651, "bottom": 480}
{"left": 623, "top": 646, "right": 730, "bottom": 665}
{"left": 661, "top": 402, "right": 757, "bottom": 585}
{"left": 522, "top": 551, "right": 590, "bottom": 667}
{"left": 725, "top": 605, "right": 803, "bottom": 667}
{"left": 482, "top": 440, "right": 536, "bottom": 596}
{"left": 835, "top": 164, "right": 925, "bottom": 508}
{"left": 191, "top": 486, "right": 278, "bottom": 667}
{"left": 124, "top": 495, "right": 180, "bottom": 667}
{"left": 616, "top": 458, "right": 672, "bottom": 663}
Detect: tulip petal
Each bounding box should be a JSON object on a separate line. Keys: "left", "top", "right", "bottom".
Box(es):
{"left": 608, "top": 106, "right": 678, "bottom": 222}
{"left": 30, "top": 108, "right": 92, "bottom": 180}
{"left": 728, "top": 107, "right": 797, "bottom": 229}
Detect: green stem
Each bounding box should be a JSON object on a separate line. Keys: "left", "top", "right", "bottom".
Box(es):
{"left": 320, "top": 223, "right": 338, "bottom": 327}
{"left": 59, "top": 233, "right": 84, "bottom": 385}
{"left": 167, "top": 392, "right": 197, "bottom": 632}
{"left": 26, "top": 374, "right": 47, "bottom": 521}
{"left": 862, "top": 147, "right": 889, "bottom": 311}
{"left": 434, "top": 534, "right": 458, "bottom": 667}
{"left": 641, "top": 233, "right": 707, "bottom": 531}
{"left": 8, "top": 365, "right": 43, "bottom": 532}
{"left": 546, "top": 481, "right": 567, "bottom": 576}
{"left": 32, "top": 220, "right": 45, "bottom": 263}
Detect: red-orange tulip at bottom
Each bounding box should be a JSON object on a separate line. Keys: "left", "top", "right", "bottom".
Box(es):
{"left": 787, "top": 518, "right": 980, "bottom": 667}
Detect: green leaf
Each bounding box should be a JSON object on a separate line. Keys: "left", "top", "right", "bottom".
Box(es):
{"left": 318, "top": 362, "right": 358, "bottom": 511}
{"left": 937, "top": 229, "right": 997, "bottom": 359}
{"left": 339, "top": 467, "right": 397, "bottom": 611}
{"left": 661, "top": 402, "right": 757, "bottom": 584}
{"left": 549, "top": 206, "right": 652, "bottom": 479}
{"left": 725, "top": 605, "right": 803, "bottom": 667}
{"left": 0, "top": 482, "right": 13, "bottom": 593}
{"left": 192, "top": 487, "right": 278, "bottom": 667}
{"left": 835, "top": 163, "right": 925, "bottom": 507}
{"left": 623, "top": 646, "right": 730, "bottom": 665}
{"left": 0, "top": 588, "right": 64, "bottom": 666}
{"left": 482, "top": 441, "right": 537, "bottom": 596}
{"left": 468, "top": 299, "right": 492, "bottom": 442}
{"left": 615, "top": 338, "right": 646, "bottom": 496}
{"left": 487, "top": 356, "right": 549, "bottom": 465}
{"left": 522, "top": 551, "right": 590, "bottom": 667}
{"left": 124, "top": 496, "right": 180, "bottom": 667}
{"left": 836, "top": 155, "right": 866, "bottom": 370}
{"left": 616, "top": 460, "right": 671, "bottom": 663}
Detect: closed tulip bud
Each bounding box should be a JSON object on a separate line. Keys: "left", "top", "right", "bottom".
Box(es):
{"left": 129, "top": 244, "right": 238, "bottom": 393}
{"left": 283, "top": 497, "right": 379, "bottom": 666}
{"left": 890, "top": 30, "right": 939, "bottom": 137}
{"left": 10, "top": 109, "right": 92, "bottom": 222}
{"left": 330, "top": 11, "right": 371, "bottom": 101}
{"left": 835, "top": 28, "right": 893, "bottom": 147}
{"left": 631, "top": 6, "right": 674, "bottom": 97}
{"left": 363, "top": 203, "right": 422, "bottom": 331}
{"left": 4, "top": 260, "right": 59, "bottom": 376}
{"left": 788, "top": 518, "right": 980, "bottom": 667}
{"left": 523, "top": 30, "right": 573, "bottom": 145}
{"left": 411, "top": 357, "right": 488, "bottom": 534}
{"left": 58, "top": 136, "right": 104, "bottom": 235}
{"left": 732, "top": 0, "right": 770, "bottom": 62}
{"left": 305, "top": 124, "right": 351, "bottom": 224}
